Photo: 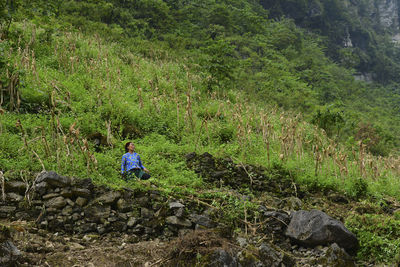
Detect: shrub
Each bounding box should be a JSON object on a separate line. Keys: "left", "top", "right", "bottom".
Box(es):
{"left": 346, "top": 213, "right": 400, "bottom": 264}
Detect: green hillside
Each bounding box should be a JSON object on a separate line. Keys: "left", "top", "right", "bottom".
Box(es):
{"left": 1, "top": 1, "right": 400, "bottom": 263}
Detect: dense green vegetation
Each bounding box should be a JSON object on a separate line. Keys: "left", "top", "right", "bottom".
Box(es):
{"left": 346, "top": 212, "right": 400, "bottom": 264}
{"left": 1, "top": 0, "right": 400, "bottom": 264}
{"left": 2, "top": 0, "right": 399, "bottom": 156}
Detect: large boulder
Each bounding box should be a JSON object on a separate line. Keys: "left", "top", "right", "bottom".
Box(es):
{"left": 285, "top": 210, "right": 359, "bottom": 255}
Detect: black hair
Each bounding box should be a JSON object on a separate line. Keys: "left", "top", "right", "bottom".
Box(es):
{"left": 124, "top": 142, "right": 133, "bottom": 153}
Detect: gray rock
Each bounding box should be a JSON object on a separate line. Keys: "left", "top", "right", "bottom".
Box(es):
{"left": 109, "top": 222, "right": 127, "bottom": 232}
{"left": 36, "top": 171, "right": 71, "bottom": 187}
{"left": 108, "top": 216, "right": 118, "bottom": 222}
{"left": 0, "top": 206, "right": 17, "bottom": 213}
{"left": 141, "top": 208, "right": 154, "bottom": 219}
{"left": 189, "top": 214, "right": 215, "bottom": 228}
{"left": 45, "top": 197, "right": 67, "bottom": 209}
{"left": 77, "top": 223, "right": 97, "bottom": 234}
{"left": 4, "top": 181, "right": 26, "bottom": 194}
{"left": 60, "top": 188, "right": 73, "bottom": 198}
{"left": 174, "top": 208, "right": 184, "bottom": 218}
{"left": 35, "top": 181, "right": 48, "bottom": 195}
{"left": 62, "top": 206, "right": 73, "bottom": 216}
{"left": 131, "top": 224, "right": 144, "bottom": 234}
{"left": 72, "top": 188, "right": 91, "bottom": 198}
{"left": 71, "top": 178, "right": 94, "bottom": 190}
{"left": 69, "top": 242, "right": 85, "bottom": 250}
{"left": 72, "top": 213, "right": 81, "bottom": 221}
{"left": 117, "top": 198, "right": 132, "bottom": 212}
{"left": 6, "top": 193, "right": 23, "bottom": 202}
{"left": 65, "top": 198, "right": 74, "bottom": 206}
{"left": 0, "top": 240, "right": 22, "bottom": 267}
{"left": 127, "top": 217, "right": 138, "bottom": 227}
{"left": 95, "top": 191, "right": 121, "bottom": 205}
{"left": 316, "top": 243, "right": 356, "bottom": 267}
{"left": 97, "top": 225, "right": 107, "bottom": 235}
{"left": 46, "top": 208, "right": 58, "bottom": 214}
{"left": 118, "top": 213, "right": 128, "bottom": 220}
{"left": 236, "top": 237, "right": 247, "bottom": 248}
{"left": 166, "top": 216, "right": 192, "bottom": 228}
{"left": 84, "top": 204, "right": 111, "bottom": 223}
{"left": 169, "top": 201, "right": 185, "bottom": 209}
{"left": 259, "top": 243, "right": 281, "bottom": 266}
{"left": 43, "top": 193, "right": 60, "bottom": 200}
{"left": 75, "top": 197, "right": 88, "bottom": 207}
{"left": 208, "top": 249, "right": 238, "bottom": 267}
{"left": 285, "top": 210, "right": 359, "bottom": 255}
{"left": 135, "top": 196, "right": 149, "bottom": 206}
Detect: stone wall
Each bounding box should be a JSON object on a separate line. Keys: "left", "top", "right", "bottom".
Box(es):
{"left": 1, "top": 171, "right": 211, "bottom": 239}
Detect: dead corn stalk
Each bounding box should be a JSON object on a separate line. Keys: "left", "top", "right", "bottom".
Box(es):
{"left": 0, "top": 108, "right": 4, "bottom": 134}
{"left": 174, "top": 85, "right": 180, "bottom": 128}
{"left": 0, "top": 171, "right": 5, "bottom": 202}
{"left": 260, "top": 113, "right": 272, "bottom": 166}
{"left": 185, "top": 90, "right": 194, "bottom": 133}
{"left": 38, "top": 126, "right": 51, "bottom": 158}
{"left": 312, "top": 132, "right": 323, "bottom": 177}
{"left": 234, "top": 105, "right": 246, "bottom": 154}
{"left": 0, "top": 69, "right": 21, "bottom": 111}
{"left": 358, "top": 141, "right": 367, "bottom": 178}
{"left": 138, "top": 87, "right": 143, "bottom": 109}
{"left": 105, "top": 120, "right": 113, "bottom": 147}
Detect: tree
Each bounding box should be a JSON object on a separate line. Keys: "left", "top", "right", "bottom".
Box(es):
{"left": 0, "top": 0, "right": 21, "bottom": 39}
{"left": 201, "top": 40, "right": 237, "bottom": 91}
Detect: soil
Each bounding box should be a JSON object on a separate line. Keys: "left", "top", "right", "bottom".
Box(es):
{"left": 9, "top": 223, "right": 234, "bottom": 267}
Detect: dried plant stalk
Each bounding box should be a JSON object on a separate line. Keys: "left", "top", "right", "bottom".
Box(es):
{"left": 0, "top": 171, "right": 5, "bottom": 202}
{"left": 32, "top": 150, "right": 46, "bottom": 171}
{"left": 174, "top": 85, "right": 180, "bottom": 128}
{"left": 106, "top": 120, "right": 113, "bottom": 147}
{"left": 185, "top": 90, "right": 194, "bottom": 133}
{"left": 138, "top": 87, "right": 143, "bottom": 109}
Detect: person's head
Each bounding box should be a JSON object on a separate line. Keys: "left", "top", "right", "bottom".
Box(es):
{"left": 124, "top": 142, "right": 135, "bottom": 153}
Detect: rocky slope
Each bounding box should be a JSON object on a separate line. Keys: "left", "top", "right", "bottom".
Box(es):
{"left": 1, "top": 153, "right": 397, "bottom": 266}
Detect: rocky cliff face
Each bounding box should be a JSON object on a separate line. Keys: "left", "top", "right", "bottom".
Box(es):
{"left": 261, "top": 0, "right": 400, "bottom": 41}
{"left": 376, "top": 0, "right": 399, "bottom": 30}
{"left": 352, "top": 0, "right": 399, "bottom": 32}
{"left": 260, "top": 0, "right": 400, "bottom": 79}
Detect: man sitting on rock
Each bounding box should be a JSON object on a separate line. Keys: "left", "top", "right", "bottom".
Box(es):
{"left": 121, "top": 142, "right": 150, "bottom": 180}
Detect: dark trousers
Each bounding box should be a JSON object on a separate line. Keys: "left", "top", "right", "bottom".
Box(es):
{"left": 127, "top": 169, "right": 151, "bottom": 180}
